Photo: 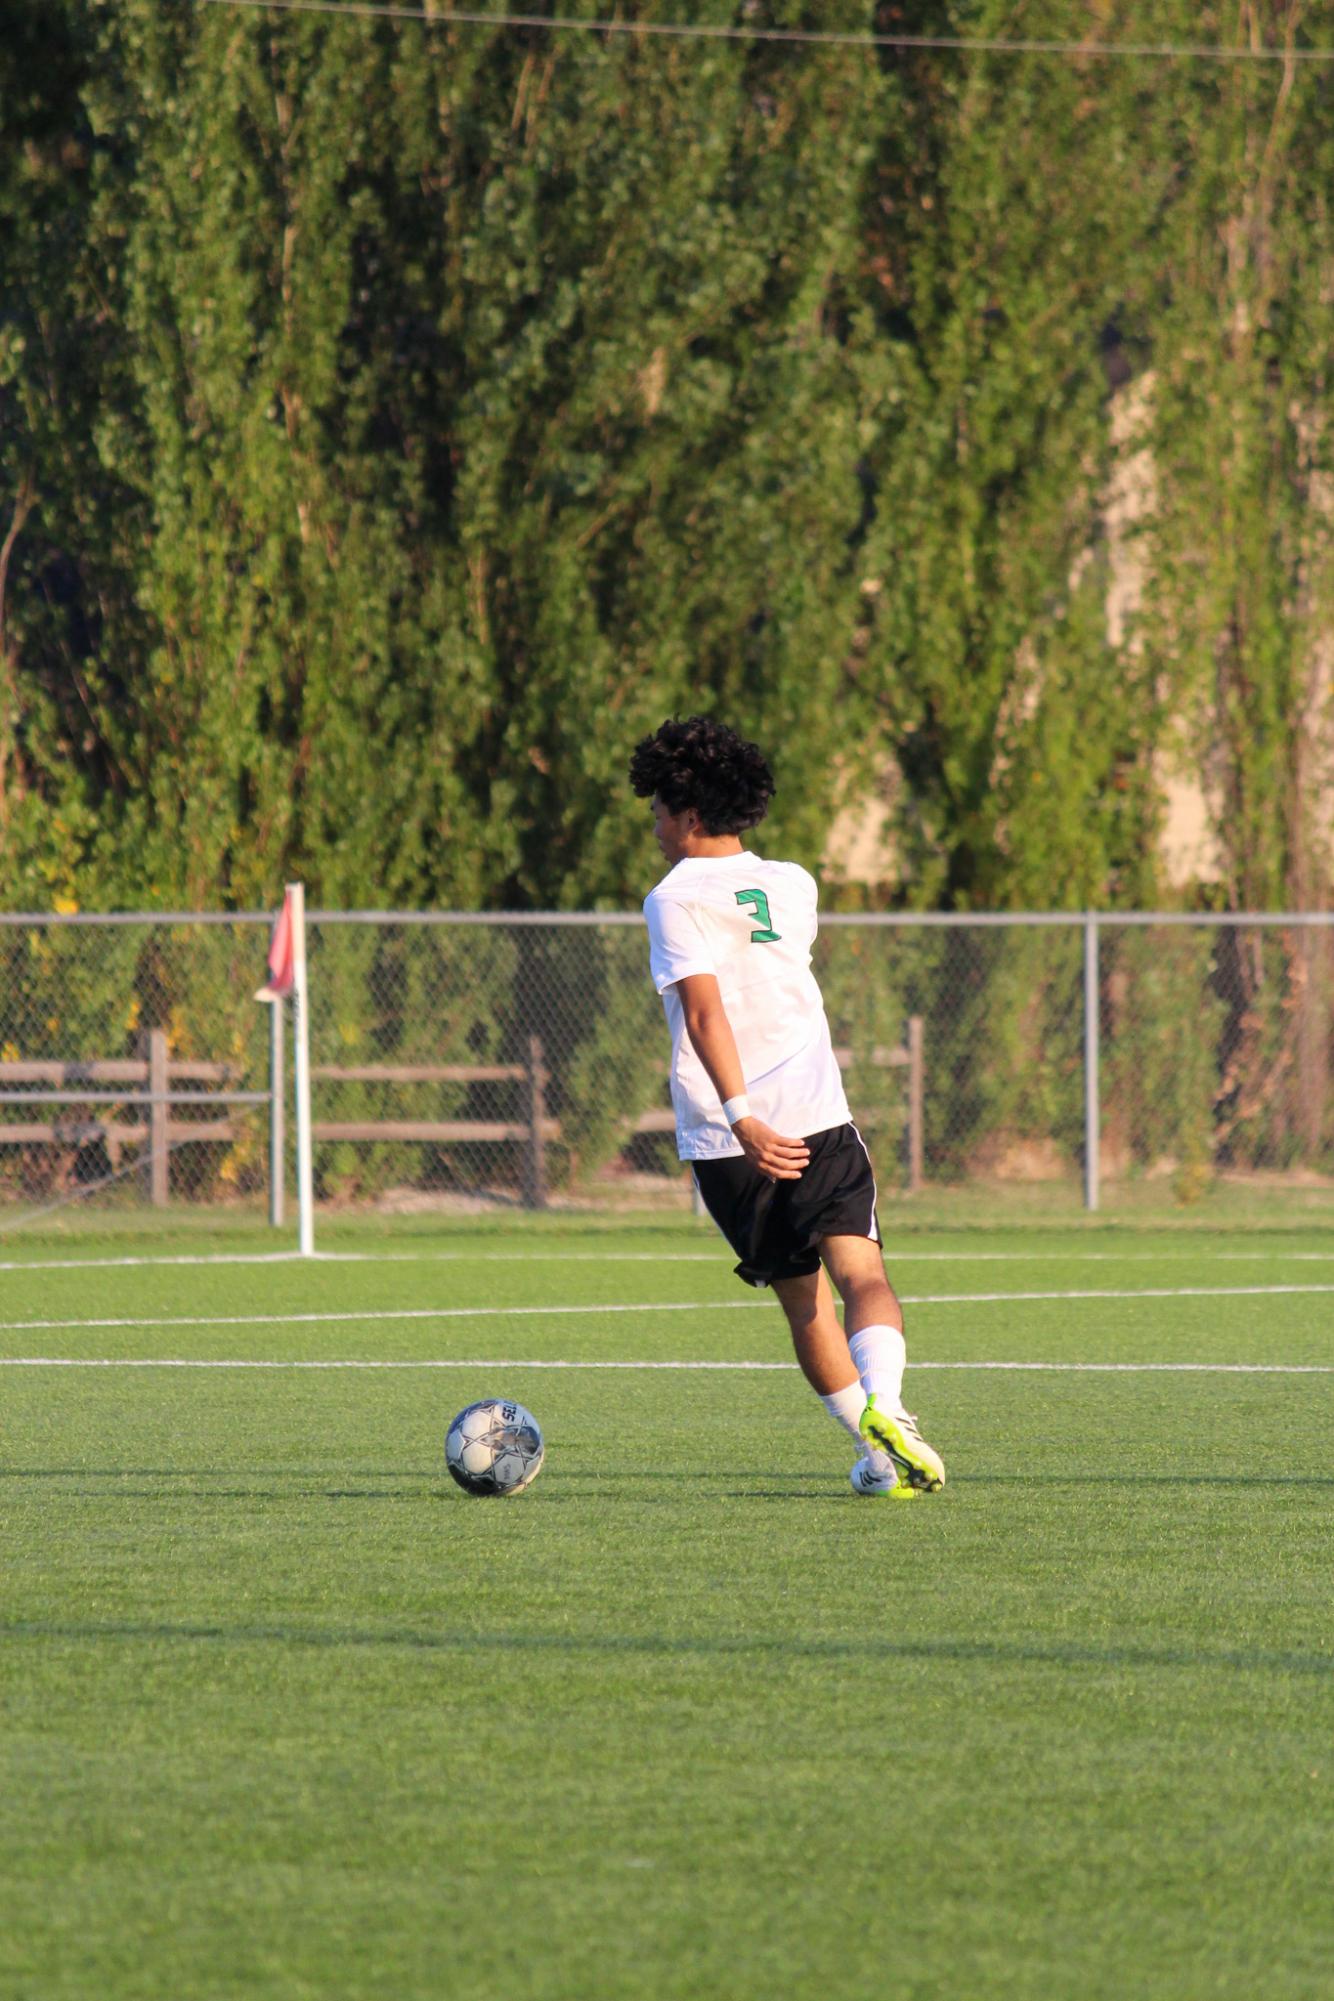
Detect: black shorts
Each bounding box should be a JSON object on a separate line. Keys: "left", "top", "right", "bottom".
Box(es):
{"left": 691, "top": 1123, "right": 881, "bottom": 1289}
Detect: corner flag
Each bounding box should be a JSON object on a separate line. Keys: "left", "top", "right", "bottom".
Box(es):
{"left": 254, "top": 883, "right": 315, "bottom": 1256}
{"left": 255, "top": 890, "right": 297, "bottom": 1001}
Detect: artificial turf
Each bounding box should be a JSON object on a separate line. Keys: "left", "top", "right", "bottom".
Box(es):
{"left": 2, "top": 1214, "right": 1332, "bottom": 1999}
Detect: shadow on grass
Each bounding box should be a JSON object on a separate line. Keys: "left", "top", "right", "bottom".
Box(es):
{"left": 0, "top": 1468, "right": 840, "bottom": 1503}
{"left": 0, "top": 1468, "right": 437, "bottom": 1479}
{"left": 7, "top": 1467, "right": 1334, "bottom": 1497}
{"left": 962, "top": 1472, "right": 1334, "bottom": 1488}
{"left": 0, "top": 1483, "right": 841, "bottom": 1504}
{"left": 3, "top": 1617, "right": 1332, "bottom": 1679}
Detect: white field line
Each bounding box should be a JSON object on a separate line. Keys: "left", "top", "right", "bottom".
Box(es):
{"left": 1, "top": 1357, "right": 1332, "bottom": 1374}
{"left": 0, "top": 1301, "right": 765, "bottom": 1333}
{"left": 2, "top": 1248, "right": 1334, "bottom": 1275}
{"left": 0, "top": 1280, "right": 1332, "bottom": 1337}
{"left": 912, "top": 1283, "right": 1334, "bottom": 1303}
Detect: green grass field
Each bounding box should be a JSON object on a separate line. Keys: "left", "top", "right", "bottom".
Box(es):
{"left": 3, "top": 1211, "right": 1332, "bottom": 2000}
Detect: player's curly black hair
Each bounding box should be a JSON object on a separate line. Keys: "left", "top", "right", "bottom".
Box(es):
{"left": 628, "top": 716, "right": 775, "bottom": 834}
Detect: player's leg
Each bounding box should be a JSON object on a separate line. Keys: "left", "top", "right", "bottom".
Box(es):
{"left": 692, "top": 1146, "right": 914, "bottom": 1496}
{"left": 820, "top": 1233, "right": 907, "bottom": 1405}
{"left": 821, "top": 1234, "right": 945, "bottom": 1491}
{"left": 772, "top": 1267, "right": 912, "bottom": 1498}
{"left": 772, "top": 1265, "right": 858, "bottom": 1396}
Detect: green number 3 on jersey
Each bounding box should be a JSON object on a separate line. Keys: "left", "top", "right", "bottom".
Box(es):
{"left": 735, "top": 888, "right": 782, "bottom": 944}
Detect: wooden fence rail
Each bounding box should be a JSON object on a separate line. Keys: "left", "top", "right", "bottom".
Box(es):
{"left": 1, "top": 1018, "right": 925, "bottom": 1212}
{"left": 623, "top": 1027, "right": 924, "bottom": 1191}
{"left": 310, "top": 1036, "right": 555, "bottom": 1208}
{"left": 0, "top": 1030, "right": 260, "bottom": 1205}
{"left": 311, "top": 1018, "right": 925, "bottom": 1208}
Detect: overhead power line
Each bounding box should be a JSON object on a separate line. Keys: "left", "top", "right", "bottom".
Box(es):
{"left": 197, "top": 0, "right": 1334, "bottom": 66}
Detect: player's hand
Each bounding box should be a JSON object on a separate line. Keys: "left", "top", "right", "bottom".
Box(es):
{"left": 731, "top": 1116, "right": 810, "bottom": 1181}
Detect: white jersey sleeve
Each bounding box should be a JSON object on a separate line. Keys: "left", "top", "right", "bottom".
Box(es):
{"left": 644, "top": 893, "right": 716, "bottom": 994}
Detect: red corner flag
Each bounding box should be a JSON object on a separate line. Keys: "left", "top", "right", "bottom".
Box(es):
{"left": 255, "top": 890, "right": 296, "bottom": 1001}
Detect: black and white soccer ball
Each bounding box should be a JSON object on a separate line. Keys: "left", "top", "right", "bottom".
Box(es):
{"left": 445, "top": 1398, "right": 544, "bottom": 1497}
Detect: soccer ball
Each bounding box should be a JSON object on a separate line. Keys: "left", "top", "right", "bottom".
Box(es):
{"left": 445, "top": 1398, "right": 544, "bottom": 1497}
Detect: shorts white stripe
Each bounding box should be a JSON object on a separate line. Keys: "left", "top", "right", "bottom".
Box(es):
{"left": 848, "top": 1119, "right": 880, "bottom": 1245}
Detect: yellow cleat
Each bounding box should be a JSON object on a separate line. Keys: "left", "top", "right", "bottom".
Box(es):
{"left": 859, "top": 1394, "right": 946, "bottom": 1492}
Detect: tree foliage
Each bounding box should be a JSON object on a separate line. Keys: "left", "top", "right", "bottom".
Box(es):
{"left": 1, "top": 0, "right": 1331, "bottom": 914}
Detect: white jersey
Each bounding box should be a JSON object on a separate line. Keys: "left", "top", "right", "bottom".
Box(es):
{"left": 643, "top": 850, "right": 850, "bottom": 1160}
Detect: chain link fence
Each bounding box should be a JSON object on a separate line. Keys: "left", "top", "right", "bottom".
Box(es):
{"left": 0, "top": 916, "right": 274, "bottom": 1218}
{"left": 0, "top": 911, "right": 1331, "bottom": 1223}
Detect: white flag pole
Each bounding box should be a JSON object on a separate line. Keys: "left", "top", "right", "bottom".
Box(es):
{"left": 268, "top": 994, "right": 285, "bottom": 1230}
{"left": 289, "top": 880, "right": 316, "bottom": 1257}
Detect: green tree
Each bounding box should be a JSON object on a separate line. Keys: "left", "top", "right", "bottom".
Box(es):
{"left": 844, "top": 0, "right": 1174, "bottom": 912}
{"left": 0, "top": 0, "right": 139, "bottom": 907}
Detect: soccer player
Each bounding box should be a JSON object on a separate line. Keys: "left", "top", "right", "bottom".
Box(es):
{"left": 630, "top": 716, "right": 945, "bottom": 1500}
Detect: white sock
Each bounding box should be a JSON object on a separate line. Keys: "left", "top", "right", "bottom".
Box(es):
{"left": 848, "top": 1323, "right": 907, "bottom": 1414}
{"left": 820, "top": 1383, "right": 893, "bottom": 1474}
{"left": 820, "top": 1382, "right": 866, "bottom": 1446}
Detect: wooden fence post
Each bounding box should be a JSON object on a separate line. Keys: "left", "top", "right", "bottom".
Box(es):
{"left": 906, "top": 1014, "right": 924, "bottom": 1194}
{"left": 148, "top": 1028, "right": 169, "bottom": 1207}
{"left": 524, "top": 1034, "right": 547, "bottom": 1211}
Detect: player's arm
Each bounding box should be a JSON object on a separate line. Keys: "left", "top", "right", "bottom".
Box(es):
{"left": 674, "top": 973, "right": 810, "bottom": 1180}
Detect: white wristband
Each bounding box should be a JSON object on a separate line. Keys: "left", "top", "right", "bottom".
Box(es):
{"left": 722, "top": 1093, "right": 751, "bottom": 1126}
